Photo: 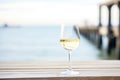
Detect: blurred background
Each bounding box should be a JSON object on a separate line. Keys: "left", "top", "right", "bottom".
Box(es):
{"left": 0, "top": 0, "right": 120, "bottom": 62}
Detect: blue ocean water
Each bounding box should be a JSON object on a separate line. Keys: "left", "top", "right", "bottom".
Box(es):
{"left": 0, "top": 25, "right": 102, "bottom": 62}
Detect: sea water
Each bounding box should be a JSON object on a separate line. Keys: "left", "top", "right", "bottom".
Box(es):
{"left": 0, "top": 25, "right": 102, "bottom": 62}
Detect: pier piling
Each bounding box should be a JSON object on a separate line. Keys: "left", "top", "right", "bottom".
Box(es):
{"left": 98, "top": 5, "right": 102, "bottom": 49}
{"left": 117, "top": 2, "right": 120, "bottom": 59}
{"left": 107, "top": 4, "right": 116, "bottom": 55}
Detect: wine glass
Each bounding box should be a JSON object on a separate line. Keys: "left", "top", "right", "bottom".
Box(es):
{"left": 60, "top": 24, "right": 80, "bottom": 75}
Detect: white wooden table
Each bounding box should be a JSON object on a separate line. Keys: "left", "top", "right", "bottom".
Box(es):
{"left": 0, "top": 61, "right": 120, "bottom": 80}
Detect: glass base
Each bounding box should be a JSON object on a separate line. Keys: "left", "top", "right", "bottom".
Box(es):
{"left": 61, "top": 69, "right": 79, "bottom": 75}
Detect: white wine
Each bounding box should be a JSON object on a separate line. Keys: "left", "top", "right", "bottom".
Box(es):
{"left": 60, "top": 39, "right": 80, "bottom": 50}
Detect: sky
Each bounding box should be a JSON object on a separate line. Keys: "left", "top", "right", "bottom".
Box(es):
{"left": 0, "top": 0, "right": 118, "bottom": 26}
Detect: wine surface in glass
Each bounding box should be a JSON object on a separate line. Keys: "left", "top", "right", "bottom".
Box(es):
{"left": 60, "top": 39, "right": 80, "bottom": 50}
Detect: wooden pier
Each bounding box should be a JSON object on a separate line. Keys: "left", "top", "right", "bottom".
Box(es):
{"left": 79, "top": 0, "right": 120, "bottom": 59}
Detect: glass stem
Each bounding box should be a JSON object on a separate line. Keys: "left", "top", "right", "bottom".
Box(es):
{"left": 68, "top": 50, "right": 72, "bottom": 70}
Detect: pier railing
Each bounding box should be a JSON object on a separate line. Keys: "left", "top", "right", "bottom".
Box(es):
{"left": 79, "top": 27, "right": 118, "bottom": 42}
